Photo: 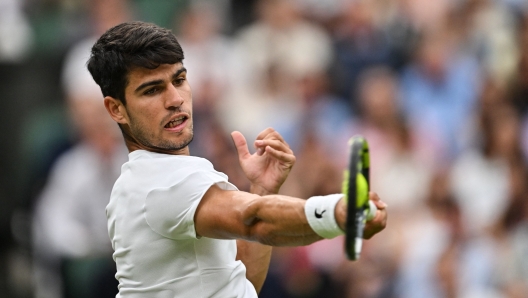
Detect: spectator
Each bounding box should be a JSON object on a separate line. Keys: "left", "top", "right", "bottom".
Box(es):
{"left": 459, "top": 0, "right": 520, "bottom": 85}
{"left": 496, "top": 163, "right": 528, "bottom": 297}
{"left": 450, "top": 99, "right": 523, "bottom": 237}
{"left": 400, "top": 26, "right": 481, "bottom": 161}
{"left": 219, "top": 0, "right": 333, "bottom": 143}
{"left": 3, "top": 1, "right": 526, "bottom": 297}
{"left": 355, "top": 66, "right": 436, "bottom": 211}
{"left": 329, "top": 0, "right": 398, "bottom": 112}
{"left": 0, "top": 0, "right": 33, "bottom": 62}
{"left": 510, "top": 14, "right": 528, "bottom": 159}
{"left": 31, "top": 4, "right": 130, "bottom": 296}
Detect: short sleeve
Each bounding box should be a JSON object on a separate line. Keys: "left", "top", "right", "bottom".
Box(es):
{"left": 144, "top": 170, "right": 236, "bottom": 240}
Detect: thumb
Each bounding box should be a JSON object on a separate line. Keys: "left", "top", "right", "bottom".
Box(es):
{"left": 231, "top": 131, "right": 251, "bottom": 160}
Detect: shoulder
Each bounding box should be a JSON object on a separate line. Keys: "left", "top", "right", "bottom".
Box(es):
{"left": 119, "top": 151, "right": 235, "bottom": 190}
{"left": 129, "top": 150, "right": 213, "bottom": 166}
{"left": 127, "top": 151, "right": 217, "bottom": 175}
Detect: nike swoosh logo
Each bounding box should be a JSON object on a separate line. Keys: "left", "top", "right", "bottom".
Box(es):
{"left": 315, "top": 209, "right": 326, "bottom": 218}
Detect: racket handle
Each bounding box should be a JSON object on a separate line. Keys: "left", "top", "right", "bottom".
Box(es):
{"left": 366, "top": 200, "right": 377, "bottom": 221}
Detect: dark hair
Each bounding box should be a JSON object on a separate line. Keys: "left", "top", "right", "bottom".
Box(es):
{"left": 87, "top": 21, "right": 184, "bottom": 104}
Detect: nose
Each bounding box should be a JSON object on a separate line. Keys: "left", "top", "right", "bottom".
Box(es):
{"left": 164, "top": 84, "right": 184, "bottom": 109}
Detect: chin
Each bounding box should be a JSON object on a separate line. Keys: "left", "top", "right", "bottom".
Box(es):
{"left": 177, "top": 133, "right": 193, "bottom": 148}
{"left": 166, "top": 131, "right": 193, "bottom": 151}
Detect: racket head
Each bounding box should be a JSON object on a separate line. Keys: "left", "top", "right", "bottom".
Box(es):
{"left": 344, "top": 136, "right": 370, "bottom": 260}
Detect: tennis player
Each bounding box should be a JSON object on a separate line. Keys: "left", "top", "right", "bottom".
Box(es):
{"left": 87, "top": 21, "right": 387, "bottom": 297}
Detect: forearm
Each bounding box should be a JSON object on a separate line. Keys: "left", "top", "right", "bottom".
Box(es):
{"left": 242, "top": 194, "right": 345, "bottom": 246}
{"left": 238, "top": 186, "right": 344, "bottom": 292}
{"left": 198, "top": 187, "right": 345, "bottom": 246}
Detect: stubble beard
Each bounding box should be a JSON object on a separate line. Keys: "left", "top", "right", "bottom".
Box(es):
{"left": 128, "top": 114, "right": 194, "bottom": 152}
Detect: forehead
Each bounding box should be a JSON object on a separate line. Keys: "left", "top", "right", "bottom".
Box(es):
{"left": 126, "top": 63, "right": 184, "bottom": 88}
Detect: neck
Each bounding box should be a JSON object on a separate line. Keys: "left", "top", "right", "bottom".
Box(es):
{"left": 123, "top": 133, "right": 190, "bottom": 156}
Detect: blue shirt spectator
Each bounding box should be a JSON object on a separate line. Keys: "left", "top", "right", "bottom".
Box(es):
{"left": 400, "top": 31, "right": 482, "bottom": 161}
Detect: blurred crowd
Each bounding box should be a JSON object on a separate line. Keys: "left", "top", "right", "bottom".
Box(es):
{"left": 1, "top": 0, "right": 528, "bottom": 297}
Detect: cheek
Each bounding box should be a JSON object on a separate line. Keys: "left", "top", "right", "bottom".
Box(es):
{"left": 178, "top": 90, "right": 193, "bottom": 112}
{"left": 182, "top": 83, "right": 193, "bottom": 101}
{"left": 127, "top": 105, "right": 157, "bottom": 129}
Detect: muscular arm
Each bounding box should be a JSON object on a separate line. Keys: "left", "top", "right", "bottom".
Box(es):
{"left": 194, "top": 180, "right": 383, "bottom": 293}
{"left": 195, "top": 185, "right": 319, "bottom": 292}
{"left": 196, "top": 128, "right": 386, "bottom": 292}
{"left": 194, "top": 186, "right": 347, "bottom": 246}
{"left": 235, "top": 183, "right": 349, "bottom": 292}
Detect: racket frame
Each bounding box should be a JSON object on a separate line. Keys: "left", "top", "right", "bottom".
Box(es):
{"left": 345, "top": 136, "right": 370, "bottom": 260}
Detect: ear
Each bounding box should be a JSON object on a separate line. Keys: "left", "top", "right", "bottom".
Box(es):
{"left": 104, "top": 96, "right": 129, "bottom": 125}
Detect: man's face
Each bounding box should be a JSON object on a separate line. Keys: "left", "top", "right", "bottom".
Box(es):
{"left": 119, "top": 63, "right": 193, "bottom": 154}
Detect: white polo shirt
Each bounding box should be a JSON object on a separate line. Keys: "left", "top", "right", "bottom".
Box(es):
{"left": 106, "top": 150, "right": 257, "bottom": 297}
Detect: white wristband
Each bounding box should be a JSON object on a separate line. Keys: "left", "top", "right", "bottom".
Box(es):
{"left": 304, "top": 194, "right": 344, "bottom": 239}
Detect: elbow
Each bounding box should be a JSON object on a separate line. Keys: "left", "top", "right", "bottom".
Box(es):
{"left": 237, "top": 195, "right": 316, "bottom": 246}
{"left": 238, "top": 197, "right": 278, "bottom": 245}
{"left": 246, "top": 222, "right": 279, "bottom": 246}
{"left": 238, "top": 194, "right": 263, "bottom": 227}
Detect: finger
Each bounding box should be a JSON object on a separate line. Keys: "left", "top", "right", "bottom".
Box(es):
{"left": 372, "top": 205, "right": 388, "bottom": 227}
{"left": 255, "top": 128, "right": 288, "bottom": 145}
{"left": 231, "top": 131, "right": 251, "bottom": 160}
{"left": 372, "top": 207, "right": 387, "bottom": 224}
{"left": 255, "top": 127, "right": 276, "bottom": 141}
{"left": 368, "top": 192, "right": 380, "bottom": 202}
{"left": 264, "top": 146, "right": 296, "bottom": 164}
{"left": 363, "top": 208, "right": 387, "bottom": 239}
{"left": 374, "top": 200, "right": 388, "bottom": 210}
{"left": 369, "top": 192, "right": 387, "bottom": 209}
{"left": 255, "top": 129, "right": 290, "bottom": 156}
{"left": 255, "top": 139, "right": 292, "bottom": 155}
{"left": 263, "top": 129, "right": 287, "bottom": 143}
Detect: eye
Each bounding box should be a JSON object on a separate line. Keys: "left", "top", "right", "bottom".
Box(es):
{"left": 144, "top": 87, "right": 159, "bottom": 95}
{"left": 174, "top": 77, "right": 186, "bottom": 86}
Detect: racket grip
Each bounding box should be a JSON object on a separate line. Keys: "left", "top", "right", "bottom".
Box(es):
{"left": 366, "top": 200, "right": 377, "bottom": 221}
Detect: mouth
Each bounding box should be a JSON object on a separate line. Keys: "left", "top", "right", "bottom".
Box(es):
{"left": 164, "top": 114, "right": 189, "bottom": 131}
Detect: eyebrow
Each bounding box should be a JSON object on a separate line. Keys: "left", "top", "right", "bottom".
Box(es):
{"left": 134, "top": 67, "right": 187, "bottom": 94}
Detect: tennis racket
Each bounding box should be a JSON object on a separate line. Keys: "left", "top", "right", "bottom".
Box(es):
{"left": 343, "top": 135, "right": 377, "bottom": 260}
